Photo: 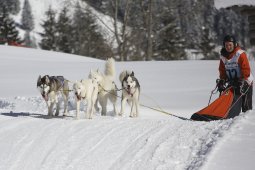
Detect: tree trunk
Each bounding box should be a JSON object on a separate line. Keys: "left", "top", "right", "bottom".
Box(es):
{"left": 146, "top": 0, "right": 153, "bottom": 61}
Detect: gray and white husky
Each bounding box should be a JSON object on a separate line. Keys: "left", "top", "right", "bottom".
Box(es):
{"left": 73, "top": 79, "right": 98, "bottom": 119}
{"left": 89, "top": 58, "right": 118, "bottom": 116}
{"left": 37, "top": 75, "right": 69, "bottom": 116}
{"left": 119, "top": 70, "right": 140, "bottom": 117}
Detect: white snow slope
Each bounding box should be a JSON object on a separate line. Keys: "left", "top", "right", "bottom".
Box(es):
{"left": 0, "top": 45, "right": 255, "bottom": 170}
{"left": 214, "top": 0, "right": 255, "bottom": 9}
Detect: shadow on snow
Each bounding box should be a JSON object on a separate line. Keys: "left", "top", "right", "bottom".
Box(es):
{"left": 0, "top": 112, "right": 74, "bottom": 119}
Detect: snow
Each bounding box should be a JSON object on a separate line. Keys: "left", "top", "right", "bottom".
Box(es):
{"left": 0, "top": 45, "right": 254, "bottom": 170}
{"left": 203, "top": 112, "right": 255, "bottom": 170}
{"left": 214, "top": 0, "right": 255, "bottom": 9}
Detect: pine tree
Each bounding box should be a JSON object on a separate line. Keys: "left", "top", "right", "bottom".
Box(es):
{"left": 21, "top": 0, "right": 34, "bottom": 31}
{"left": 56, "top": 7, "right": 72, "bottom": 53}
{"left": 154, "top": 11, "right": 186, "bottom": 60}
{"left": 0, "top": 6, "right": 21, "bottom": 45}
{"left": 0, "top": 0, "right": 20, "bottom": 15}
{"left": 23, "top": 30, "right": 36, "bottom": 48}
{"left": 39, "top": 6, "right": 57, "bottom": 51}
{"left": 71, "top": 3, "right": 112, "bottom": 58}
{"left": 70, "top": 3, "right": 86, "bottom": 55}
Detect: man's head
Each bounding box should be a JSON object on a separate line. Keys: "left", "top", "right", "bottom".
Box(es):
{"left": 223, "top": 35, "right": 237, "bottom": 53}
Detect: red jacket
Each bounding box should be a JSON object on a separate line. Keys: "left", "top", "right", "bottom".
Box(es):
{"left": 219, "top": 46, "right": 251, "bottom": 82}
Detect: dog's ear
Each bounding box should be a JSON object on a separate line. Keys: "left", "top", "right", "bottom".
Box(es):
{"left": 45, "top": 75, "right": 50, "bottom": 84}
{"left": 37, "top": 75, "right": 41, "bottom": 87}
{"left": 131, "top": 71, "right": 134, "bottom": 77}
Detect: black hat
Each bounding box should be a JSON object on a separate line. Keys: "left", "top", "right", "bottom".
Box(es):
{"left": 223, "top": 35, "right": 237, "bottom": 47}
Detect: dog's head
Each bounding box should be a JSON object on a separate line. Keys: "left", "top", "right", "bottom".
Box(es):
{"left": 89, "top": 69, "right": 103, "bottom": 84}
{"left": 73, "top": 81, "right": 85, "bottom": 101}
{"left": 122, "top": 71, "right": 137, "bottom": 91}
{"left": 37, "top": 75, "right": 51, "bottom": 101}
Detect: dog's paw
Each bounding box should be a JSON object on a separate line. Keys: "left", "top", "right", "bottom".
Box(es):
{"left": 48, "top": 114, "right": 53, "bottom": 117}
{"left": 129, "top": 115, "right": 134, "bottom": 118}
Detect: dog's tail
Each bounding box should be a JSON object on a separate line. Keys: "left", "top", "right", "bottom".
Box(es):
{"left": 104, "top": 57, "right": 116, "bottom": 78}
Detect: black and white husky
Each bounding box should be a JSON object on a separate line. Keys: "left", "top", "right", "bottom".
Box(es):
{"left": 119, "top": 70, "right": 140, "bottom": 117}
{"left": 37, "top": 75, "right": 69, "bottom": 117}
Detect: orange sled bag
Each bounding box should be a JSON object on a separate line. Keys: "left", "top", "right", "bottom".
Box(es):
{"left": 191, "top": 87, "right": 242, "bottom": 121}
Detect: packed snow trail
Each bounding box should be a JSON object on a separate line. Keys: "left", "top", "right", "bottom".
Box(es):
{"left": 0, "top": 97, "right": 236, "bottom": 170}
{"left": 203, "top": 110, "right": 255, "bottom": 170}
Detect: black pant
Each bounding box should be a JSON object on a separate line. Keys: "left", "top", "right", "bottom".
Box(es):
{"left": 228, "top": 81, "right": 253, "bottom": 112}
{"left": 242, "top": 84, "right": 253, "bottom": 112}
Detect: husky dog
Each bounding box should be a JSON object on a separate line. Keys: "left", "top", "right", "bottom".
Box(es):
{"left": 37, "top": 75, "right": 69, "bottom": 116}
{"left": 119, "top": 70, "right": 140, "bottom": 117}
{"left": 89, "top": 58, "right": 118, "bottom": 116}
{"left": 73, "top": 79, "right": 98, "bottom": 119}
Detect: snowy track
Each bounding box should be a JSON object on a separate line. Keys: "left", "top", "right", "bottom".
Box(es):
{"left": 0, "top": 97, "right": 235, "bottom": 170}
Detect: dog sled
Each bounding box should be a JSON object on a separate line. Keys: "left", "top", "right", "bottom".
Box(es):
{"left": 190, "top": 84, "right": 243, "bottom": 121}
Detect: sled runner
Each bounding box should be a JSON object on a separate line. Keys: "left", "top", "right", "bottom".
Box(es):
{"left": 191, "top": 86, "right": 242, "bottom": 121}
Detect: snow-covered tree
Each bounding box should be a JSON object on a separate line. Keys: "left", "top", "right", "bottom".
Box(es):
{"left": 199, "top": 27, "right": 218, "bottom": 59}
{"left": 0, "top": 0, "right": 20, "bottom": 15}
{"left": 23, "top": 30, "right": 36, "bottom": 48}
{"left": 214, "top": 8, "right": 249, "bottom": 47}
{"left": 39, "top": 6, "right": 57, "bottom": 51}
{"left": 154, "top": 9, "right": 186, "bottom": 60}
{"left": 0, "top": 7, "right": 21, "bottom": 45}
{"left": 21, "top": 0, "right": 34, "bottom": 31}
{"left": 71, "top": 2, "right": 112, "bottom": 59}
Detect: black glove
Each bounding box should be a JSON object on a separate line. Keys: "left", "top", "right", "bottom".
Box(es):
{"left": 229, "top": 79, "right": 241, "bottom": 89}
{"left": 240, "top": 81, "right": 250, "bottom": 94}
{"left": 216, "top": 79, "right": 225, "bottom": 92}
{"left": 220, "top": 47, "right": 229, "bottom": 57}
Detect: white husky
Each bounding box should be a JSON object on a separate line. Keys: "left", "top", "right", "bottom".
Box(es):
{"left": 73, "top": 79, "right": 98, "bottom": 119}
{"left": 119, "top": 70, "right": 140, "bottom": 117}
{"left": 89, "top": 58, "right": 118, "bottom": 116}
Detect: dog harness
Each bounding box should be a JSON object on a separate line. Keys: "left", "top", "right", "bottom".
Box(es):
{"left": 51, "top": 76, "right": 65, "bottom": 87}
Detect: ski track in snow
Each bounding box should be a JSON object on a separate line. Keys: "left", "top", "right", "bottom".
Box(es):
{"left": 0, "top": 96, "right": 241, "bottom": 170}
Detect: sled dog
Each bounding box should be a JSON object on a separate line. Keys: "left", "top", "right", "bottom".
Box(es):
{"left": 89, "top": 58, "right": 118, "bottom": 116}
{"left": 73, "top": 79, "right": 98, "bottom": 119}
{"left": 37, "top": 75, "right": 69, "bottom": 116}
{"left": 119, "top": 70, "right": 140, "bottom": 117}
